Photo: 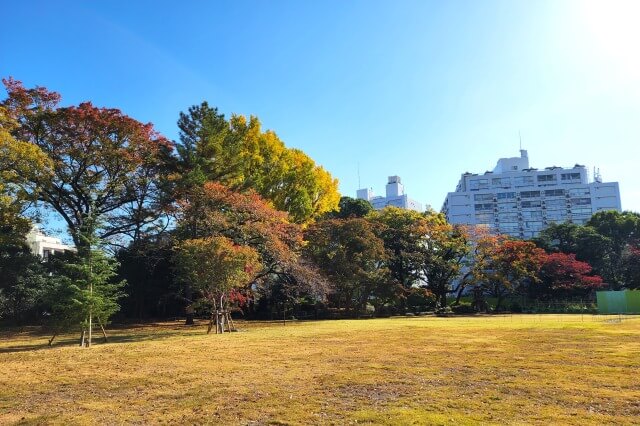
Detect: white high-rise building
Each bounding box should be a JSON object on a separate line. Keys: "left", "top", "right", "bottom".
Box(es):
{"left": 441, "top": 150, "right": 621, "bottom": 238}
{"left": 357, "top": 176, "right": 423, "bottom": 212}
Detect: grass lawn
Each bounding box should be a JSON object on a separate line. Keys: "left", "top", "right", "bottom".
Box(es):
{"left": 1, "top": 315, "right": 639, "bottom": 425}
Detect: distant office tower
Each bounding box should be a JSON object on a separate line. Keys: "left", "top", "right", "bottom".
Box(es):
{"left": 441, "top": 150, "right": 621, "bottom": 238}
{"left": 357, "top": 176, "right": 423, "bottom": 212}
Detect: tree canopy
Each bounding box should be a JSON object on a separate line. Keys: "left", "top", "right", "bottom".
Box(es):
{"left": 369, "top": 207, "right": 470, "bottom": 308}
{"left": 305, "top": 217, "right": 393, "bottom": 315}
{"left": 471, "top": 237, "right": 546, "bottom": 309}
{"left": 535, "top": 211, "right": 640, "bottom": 288}
{"left": 538, "top": 252, "right": 604, "bottom": 298}
{"left": 2, "top": 78, "right": 175, "bottom": 251}
{"left": 174, "top": 182, "right": 329, "bottom": 320}
{"left": 175, "top": 102, "right": 340, "bottom": 223}
{"left": 0, "top": 104, "right": 53, "bottom": 246}
{"left": 3, "top": 76, "right": 638, "bottom": 329}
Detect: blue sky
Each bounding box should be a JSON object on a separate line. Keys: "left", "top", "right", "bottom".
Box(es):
{"left": 2, "top": 0, "right": 639, "bottom": 219}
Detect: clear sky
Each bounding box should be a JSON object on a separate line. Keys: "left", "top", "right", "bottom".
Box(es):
{"left": 2, "top": 0, "right": 639, "bottom": 216}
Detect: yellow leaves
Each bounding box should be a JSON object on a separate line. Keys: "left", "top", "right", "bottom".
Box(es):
{"left": 0, "top": 106, "right": 53, "bottom": 206}
{"left": 185, "top": 107, "right": 340, "bottom": 224}
{"left": 229, "top": 113, "right": 248, "bottom": 130}
{"left": 0, "top": 137, "right": 53, "bottom": 181}
{"left": 309, "top": 164, "right": 340, "bottom": 217}
{"left": 246, "top": 128, "right": 339, "bottom": 223}
{"left": 0, "top": 108, "right": 40, "bottom": 244}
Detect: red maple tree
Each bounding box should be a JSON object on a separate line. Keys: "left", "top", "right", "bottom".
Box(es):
{"left": 539, "top": 252, "right": 604, "bottom": 295}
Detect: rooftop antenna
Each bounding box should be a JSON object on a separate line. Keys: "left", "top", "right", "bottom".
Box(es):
{"left": 594, "top": 166, "right": 602, "bottom": 183}
{"left": 519, "top": 131, "right": 522, "bottom": 151}
{"left": 357, "top": 162, "right": 361, "bottom": 189}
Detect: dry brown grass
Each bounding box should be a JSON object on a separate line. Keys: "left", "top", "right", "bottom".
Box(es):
{"left": 1, "top": 315, "right": 639, "bottom": 425}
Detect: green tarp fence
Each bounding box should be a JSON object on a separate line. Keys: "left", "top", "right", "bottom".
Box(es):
{"left": 596, "top": 290, "right": 640, "bottom": 314}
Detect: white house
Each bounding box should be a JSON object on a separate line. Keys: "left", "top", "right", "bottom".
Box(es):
{"left": 26, "top": 226, "right": 75, "bottom": 259}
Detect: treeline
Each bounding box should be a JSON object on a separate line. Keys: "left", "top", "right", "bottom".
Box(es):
{"left": 310, "top": 202, "right": 639, "bottom": 315}
{"left": 1, "top": 78, "right": 639, "bottom": 336}
{"left": 0, "top": 78, "right": 339, "bottom": 334}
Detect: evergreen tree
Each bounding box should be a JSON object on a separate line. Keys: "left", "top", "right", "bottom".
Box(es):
{"left": 45, "top": 227, "right": 125, "bottom": 346}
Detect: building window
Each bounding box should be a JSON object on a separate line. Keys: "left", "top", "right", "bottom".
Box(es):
{"left": 469, "top": 179, "right": 489, "bottom": 191}
{"left": 499, "top": 222, "right": 519, "bottom": 232}
{"left": 544, "top": 189, "right": 565, "bottom": 197}
{"left": 523, "top": 221, "right": 543, "bottom": 230}
{"left": 545, "top": 199, "right": 566, "bottom": 208}
{"left": 571, "top": 207, "right": 592, "bottom": 215}
{"left": 514, "top": 176, "right": 534, "bottom": 186}
{"left": 522, "top": 210, "right": 543, "bottom": 219}
{"left": 569, "top": 187, "right": 590, "bottom": 197}
{"left": 474, "top": 203, "right": 494, "bottom": 211}
{"left": 546, "top": 210, "right": 568, "bottom": 220}
{"left": 492, "top": 177, "right": 511, "bottom": 188}
{"left": 497, "top": 192, "right": 516, "bottom": 200}
{"left": 498, "top": 213, "right": 518, "bottom": 222}
{"left": 474, "top": 193, "right": 494, "bottom": 202}
{"left": 537, "top": 174, "right": 557, "bottom": 182}
{"left": 521, "top": 200, "right": 542, "bottom": 208}
{"left": 475, "top": 213, "right": 494, "bottom": 223}
{"left": 561, "top": 172, "right": 581, "bottom": 181}
{"left": 497, "top": 202, "right": 517, "bottom": 211}
{"left": 572, "top": 197, "right": 592, "bottom": 205}
{"left": 520, "top": 191, "right": 540, "bottom": 198}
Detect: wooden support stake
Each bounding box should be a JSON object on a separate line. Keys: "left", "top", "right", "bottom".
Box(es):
{"left": 207, "top": 311, "right": 215, "bottom": 334}
{"left": 97, "top": 317, "right": 108, "bottom": 343}
{"left": 227, "top": 312, "right": 236, "bottom": 332}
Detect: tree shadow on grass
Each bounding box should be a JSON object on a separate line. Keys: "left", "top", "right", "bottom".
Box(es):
{"left": 0, "top": 326, "right": 195, "bottom": 354}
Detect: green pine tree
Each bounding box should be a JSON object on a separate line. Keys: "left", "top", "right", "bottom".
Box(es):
{"left": 45, "top": 224, "right": 125, "bottom": 347}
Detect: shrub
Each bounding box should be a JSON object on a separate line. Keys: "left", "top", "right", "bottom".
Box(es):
{"left": 435, "top": 306, "right": 453, "bottom": 316}
{"left": 375, "top": 304, "right": 395, "bottom": 317}
{"left": 451, "top": 302, "right": 475, "bottom": 314}
{"left": 509, "top": 302, "right": 523, "bottom": 313}
{"left": 407, "top": 289, "right": 436, "bottom": 312}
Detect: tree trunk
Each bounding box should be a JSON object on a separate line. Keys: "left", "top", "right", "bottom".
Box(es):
{"left": 227, "top": 312, "right": 236, "bottom": 332}
{"left": 137, "top": 284, "right": 146, "bottom": 320}
{"left": 88, "top": 297, "right": 92, "bottom": 348}
{"left": 207, "top": 311, "right": 215, "bottom": 334}
{"left": 48, "top": 333, "right": 57, "bottom": 346}
{"left": 220, "top": 295, "right": 226, "bottom": 333}
{"left": 283, "top": 301, "right": 286, "bottom": 326}
{"left": 495, "top": 291, "right": 504, "bottom": 311}
{"left": 184, "top": 283, "right": 194, "bottom": 325}
{"left": 97, "top": 317, "right": 108, "bottom": 343}
{"left": 439, "top": 291, "right": 447, "bottom": 309}
{"left": 209, "top": 298, "right": 218, "bottom": 334}
{"left": 455, "top": 282, "right": 467, "bottom": 304}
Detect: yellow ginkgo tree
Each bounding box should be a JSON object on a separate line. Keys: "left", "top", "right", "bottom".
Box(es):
{"left": 0, "top": 104, "right": 52, "bottom": 246}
